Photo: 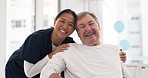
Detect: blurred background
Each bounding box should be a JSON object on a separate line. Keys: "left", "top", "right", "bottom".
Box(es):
{"left": 0, "top": 0, "right": 148, "bottom": 78}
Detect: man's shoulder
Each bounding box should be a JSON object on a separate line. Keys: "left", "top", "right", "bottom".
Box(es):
{"left": 56, "top": 43, "right": 82, "bottom": 57}
{"left": 69, "top": 43, "right": 86, "bottom": 49}
{"left": 69, "top": 43, "right": 81, "bottom": 46}
{"left": 101, "top": 43, "right": 118, "bottom": 49}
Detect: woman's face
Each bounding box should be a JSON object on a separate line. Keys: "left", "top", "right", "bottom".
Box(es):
{"left": 54, "top": 13, "right": 75, "bottom": 39}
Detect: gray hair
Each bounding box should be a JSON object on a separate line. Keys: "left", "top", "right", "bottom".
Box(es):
{"left": 77, "top": 11, "right": 99, "bottom": 25}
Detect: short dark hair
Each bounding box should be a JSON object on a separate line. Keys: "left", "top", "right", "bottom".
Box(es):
{"left": 54, "top": 9, "right": 77, "bottom": 29}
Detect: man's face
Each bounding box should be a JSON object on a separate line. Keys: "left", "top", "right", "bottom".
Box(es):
{"left": 76, "top": 14, "right": 100, "bottom": 46}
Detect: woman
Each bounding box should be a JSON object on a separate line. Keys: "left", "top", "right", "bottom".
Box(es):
{"left": 5, "top": 9, "right": 77, "bottom": 78}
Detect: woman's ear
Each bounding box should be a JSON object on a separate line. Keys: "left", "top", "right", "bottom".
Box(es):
{"left": 53, "top": 21, "right": 55, "bottom": 26}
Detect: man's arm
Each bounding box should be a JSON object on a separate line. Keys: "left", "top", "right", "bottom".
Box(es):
{"left": 121, "top": 62, "right": 133, "bottom": 78}
{"left": 40, "top": 54, "right": 66, "bottom": 78}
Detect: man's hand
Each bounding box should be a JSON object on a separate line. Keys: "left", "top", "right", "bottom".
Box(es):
{"left": 49, "top": 73, "right": 62, "bottom": 78}
{"left": 119, "top": 49, "right": 127, "bottom": 63}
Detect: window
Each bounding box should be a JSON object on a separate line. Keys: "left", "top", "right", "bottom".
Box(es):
{"left": 11, "top": 20, "right": 26, "bottom": 28}
{"left": 6, "top": 0, "right": 58, "bottom": 61}
{"left": 6, "top": 0, "right": 35, "bottom": 60}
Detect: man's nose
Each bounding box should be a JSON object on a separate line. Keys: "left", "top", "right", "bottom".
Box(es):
{"left": 85, "top": 24, "right": 92, "bottom": 31}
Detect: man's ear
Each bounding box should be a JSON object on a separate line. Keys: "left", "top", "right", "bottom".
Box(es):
{"left": 98, "top": 24, "right": 101, "bottom": 31}
{"left": 76, "top": 30, "right": 80, "bottom": 37}
{"left": 78, "top": 34, "right": 80, "bottom": 37}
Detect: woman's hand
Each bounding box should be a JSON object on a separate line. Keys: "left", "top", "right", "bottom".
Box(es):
{"left": 48, "top": 44, "right": 70, "bottom": 58}
{"left": 53, "top": 44, "right": 70, "bottom": 54}
{"left": 119, "top": 49, "right": 127, "bottom": 63}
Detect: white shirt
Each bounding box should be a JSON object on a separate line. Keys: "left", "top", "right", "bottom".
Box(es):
{"left": 40, "top": 43, "right": 132, "bottom": 78}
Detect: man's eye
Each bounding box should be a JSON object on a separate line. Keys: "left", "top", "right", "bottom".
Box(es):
{"left": 79, "top": 25, "right": 85, "bottom": 28}
{"left": 89, "top": 23, "right": 95, "bottom": 26}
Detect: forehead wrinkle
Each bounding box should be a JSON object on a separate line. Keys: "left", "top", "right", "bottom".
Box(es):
{"left": 88, "top": 20, "right": 94, "bottom": 23}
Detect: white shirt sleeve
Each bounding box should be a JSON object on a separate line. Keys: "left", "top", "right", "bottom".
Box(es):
{"left": 24, "top": 55, "right": 49, "bottom": 77}
{"left": 121, "top": 62, "right": 133, "bottom": 78}
{"left": 40, "top": 54, "right": 66, "bottom": 78}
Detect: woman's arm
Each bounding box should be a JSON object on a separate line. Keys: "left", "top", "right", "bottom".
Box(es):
{"left": 24, "top": 44, "right": 70, "bottom": 77}
{"left": 24, "top": 55, "right": 49, "bottom": 77}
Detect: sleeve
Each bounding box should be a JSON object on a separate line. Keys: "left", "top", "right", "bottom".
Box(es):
{"left": 121, "top": 62, "right": 133, "bottom": 78}
{"left": 40, "top": 54, "right": 66, "bottom": 78}
{"left": 21, "top": 34, "right": 43, "bottom": 64}
{"left": 24, "top": 55, "right": 49, "bottom": 77}
{"left": 61, "top": 37, "right": 76, "bottom": 44}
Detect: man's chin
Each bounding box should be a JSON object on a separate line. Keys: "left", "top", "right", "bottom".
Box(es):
{"left": 84, "top": 41, "right": 96, "bottom": 46}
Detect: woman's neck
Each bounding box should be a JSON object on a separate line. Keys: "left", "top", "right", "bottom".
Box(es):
{"left": 51, "top": 31, "right": 64, "bottom": 46}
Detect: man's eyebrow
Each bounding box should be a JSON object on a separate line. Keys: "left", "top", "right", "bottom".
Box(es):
{"left": 88, "top": 20, "right": 94, "bottom": 23}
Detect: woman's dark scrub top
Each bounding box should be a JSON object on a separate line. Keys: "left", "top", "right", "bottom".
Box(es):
{"left": 5, "top": 27, "right": 75, "bottom": 78}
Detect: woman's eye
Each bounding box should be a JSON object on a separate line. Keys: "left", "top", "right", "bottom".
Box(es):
{"left": 69, "top": 23, "right": 74, "bottom": 27}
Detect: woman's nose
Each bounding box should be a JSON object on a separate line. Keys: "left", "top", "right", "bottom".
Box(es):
{"left": 63, "top": 23, "right": 68, "bottom": 29}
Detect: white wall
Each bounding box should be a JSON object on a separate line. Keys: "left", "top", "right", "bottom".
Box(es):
{"left": 127, "top": 64, "right": 148, "bottom": 78}
{"left": 60, "top": 0, "right": 84, "bottom": 13}
{"left": 0, "top": 0, "right": 6, "bottom": 77}
{"left": 35, "top": 0, "right": 44, "bottom": 30}
{"left": 102, "top": 0, "right": 118, "bottom": 44}
{"left": 141, "top": 0, "right": 148, "bottom": 63}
